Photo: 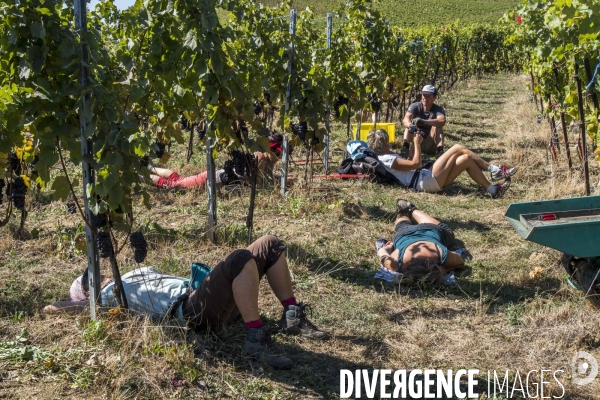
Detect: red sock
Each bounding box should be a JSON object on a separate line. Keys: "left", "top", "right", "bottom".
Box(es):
{"left": 281, "top": 297, "right": 297, "bottom": 307}
{"left": 245, "top": 319, "right": 263, "bottom": 329}
{"left": 168, "top": 172, "right": 181, "bottom": 181}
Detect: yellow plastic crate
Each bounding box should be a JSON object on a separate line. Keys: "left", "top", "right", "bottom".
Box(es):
{"left": 351, "top": 122, "right": 396, "bottom": 143}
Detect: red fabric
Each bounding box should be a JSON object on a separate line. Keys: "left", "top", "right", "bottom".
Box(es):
{"left": 269, "top": 141, "right": 283, "bottom": 156}
{"left": 245, "top": 319, "right": 263, "bottom": 329}
{"left": 156, "top": 171, "right": 208, "bottom": 189}
{"left": 281, "top": 296, "right": 297, "bottom": 307}
{"left": 174, "top": 171, "right": 208, "bottom": 188}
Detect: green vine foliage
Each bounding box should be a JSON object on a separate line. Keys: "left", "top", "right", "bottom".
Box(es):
{"left": 0, "top": 0, "right": 520, "bottom": 232}
{"left": 505, "top": 0, "right": 600, "bottom": 153}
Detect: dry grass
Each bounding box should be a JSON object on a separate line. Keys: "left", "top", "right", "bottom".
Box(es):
{"left": 1, "top": 74, "right": 600, "bottom": 399}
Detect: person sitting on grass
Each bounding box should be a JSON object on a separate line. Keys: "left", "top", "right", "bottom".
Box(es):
{"left": 367, "top": 129, "right": 516, "bottom": 198}
{"left": 401, "top": 85, "right": 446, "bottom": 159}
{"left": 376, "top": 199, "right": 465, "bottom": 285}
{"left": 44, "top": 235, "right": 329, "bottom": 370}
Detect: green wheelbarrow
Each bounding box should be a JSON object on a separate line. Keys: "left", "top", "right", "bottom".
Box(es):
{"left": 505, "top": 195, "right": 600, "bottom": 308}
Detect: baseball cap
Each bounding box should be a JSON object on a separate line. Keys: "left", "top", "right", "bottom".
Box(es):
{"left": 421, "top": 85, "right": 437, "bottom": 95}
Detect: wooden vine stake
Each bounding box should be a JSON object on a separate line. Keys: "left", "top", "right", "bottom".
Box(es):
{"left": 553, "top": 66, "right": 573, "bottom": 169}
{"left": 109, "top": 251, "right": 129, "bottom": 309}
{"left": 246, "top": 154, "right": 257, "bottom": 245}
{"left": 574, "top": 60, "right": 591, "bottom": 196}
{"left": 74, "top": 0, "right": 102, "bottom": 319}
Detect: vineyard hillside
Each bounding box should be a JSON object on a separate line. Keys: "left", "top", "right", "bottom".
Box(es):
{"left": 261, "top": 0, "right": 520, "bottom": 27}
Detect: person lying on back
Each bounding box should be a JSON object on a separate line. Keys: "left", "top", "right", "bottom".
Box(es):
{"left": 44, "top": 235, "right": 329, "bottom": 370}
{"left": 367, "top": 129, "right": 516, "bottom": 198}
{"left": 376, "top": 199, "right": 464, "bottom": 285}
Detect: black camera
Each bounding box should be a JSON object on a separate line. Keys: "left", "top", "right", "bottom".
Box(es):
{"left": 408, "top": 124, "right": 429, "bottom": 138}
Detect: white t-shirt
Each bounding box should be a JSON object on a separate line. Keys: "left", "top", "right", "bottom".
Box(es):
{"left": 377, "top": 153, "right": 416, "bottom": 186}
{"left": 101, "top": 267, "right": 188, "bottom": 322}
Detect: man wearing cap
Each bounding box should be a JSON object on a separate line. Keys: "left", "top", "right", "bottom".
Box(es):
{"left": 401, "top": 85, "right": 446, "bottom": 159}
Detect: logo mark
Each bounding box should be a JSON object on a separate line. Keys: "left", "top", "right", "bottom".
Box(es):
{"left": 572, "top": 351, "right": 598, "bottom": 386}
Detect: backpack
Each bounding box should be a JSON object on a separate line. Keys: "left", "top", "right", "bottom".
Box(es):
{"left": 336, "top": 156, "right": 400, "bottom": 185}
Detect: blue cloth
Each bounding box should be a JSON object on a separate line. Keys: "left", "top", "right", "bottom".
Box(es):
{"left": 394, "top": 229, "right": 448, "bottom": 267}
{"left": 347, "top": 140, "right": 378, "bottom": 160}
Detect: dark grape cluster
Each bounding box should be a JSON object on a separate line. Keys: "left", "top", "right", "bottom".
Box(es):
{"left": 262, "top": 88, "right": 271, "bottom": 104}
{"left": 220, "top": 160, "right": 237, "bottom": 185}
{"left": 140, "top": 155, "right": 150, "bottom": 167}
{"left": 90, "top": 212, "right": 107, "bottom": 229}
{"left": 66, "top": 202, "right": 76, "bottom": 214}
{"left": 197, "top": 126, "right": 206, "bottom": 141}
{"left": 180, "top": 114, "right": 191, "bottom": 131}
{"left": 155, "top": 141, "right": 166, "bottom": 158}
{"left": 386, "top": 80, "right": 394, "bottom": 93}
{"left": 11, "top": 177, "right": 27, "bottom": 210}
{"left": 290, "top": 121, "right": 308, "bottom": 141}
{"left": 231, "top": 150, "right": 247, "bottom": 177}
{"left": 96, "top": 231, "right": 113, "bottom": 258}
{"left": 368, "top": 94, "right": 381, "bottom": 113}
{"left": 130, "top": 231, "right": 148, "bottom": 263}
{"left": 254, "top": 100, "right": 263, "bottom": 116}
{"left": 0, "top": 179, "right": 4, "bottom": 204}
{"left": 9, "top": 152, "right": 21, "bottom": 175}
{"left": 332, "top": 95, "right": 349, "bottom": 118}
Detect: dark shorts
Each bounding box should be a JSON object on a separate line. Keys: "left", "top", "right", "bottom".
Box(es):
{"left": 392, "top": 221, "right": 455, "bottom": 248}
{"left": 181, "top": 235, "right": 286, "bottom": 331}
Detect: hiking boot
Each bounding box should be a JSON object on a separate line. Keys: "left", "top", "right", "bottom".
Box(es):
{"left": 375, "top": 238, "right": 389, "bottom": 251}
{"left": 490, "top": 165, "right": 517, "bottom": 181}
{"left": 396, "top": 199, "right": 417, "bottom": 218}
{"left": 490, "top": 179, "right": 511, "bottom": 199}
{"left": 279, "top": 303, "right": 330, "bottom": 340}
{"left": 243, "top": 325, "right": 293, "bottom": 369}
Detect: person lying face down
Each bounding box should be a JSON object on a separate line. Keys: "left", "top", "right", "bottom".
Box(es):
{"left": 367, "top": 129, "right": 517, "bottom": 198}
{"left": 376, "top": 200, "right": 466, "bottom": 286}
{"left": 43, "top": 235, "right": 329, "bottom": 370}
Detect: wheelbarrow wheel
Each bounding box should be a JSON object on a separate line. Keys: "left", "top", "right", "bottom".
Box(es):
{"left": 573, "top": 259, "right": 600, "bottom": 309}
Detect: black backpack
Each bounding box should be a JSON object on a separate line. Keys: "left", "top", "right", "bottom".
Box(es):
{"left": 336, "top": 156, "right": 400, "bottom": 185}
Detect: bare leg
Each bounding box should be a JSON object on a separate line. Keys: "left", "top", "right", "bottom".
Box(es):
{"left": 411, "top": 210, "right": 441, "bottom": 225}
{"left": 232, "top": 259, "right": 260, "bottom": 322}
{"left": 265, "top": 254, "right": 294, "bottom": 302}
{"left": 150, "top": 167, "right": 176, "bottom": 178}
{"left": 432, "top": 145, "right": 492, "bottom": 189}
{"left": 435, "top": 154, "right": 492, "bottom": 189}
{"left": 394, "top": 215, "right": 412, "bottom": 224}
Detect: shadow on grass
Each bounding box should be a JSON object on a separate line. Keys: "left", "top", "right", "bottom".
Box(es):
{"left": 192, "top": 325, "right": 384, "bottom": 398}
{"left": 359, "top": 202, "right": 396, "bottom": 223}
